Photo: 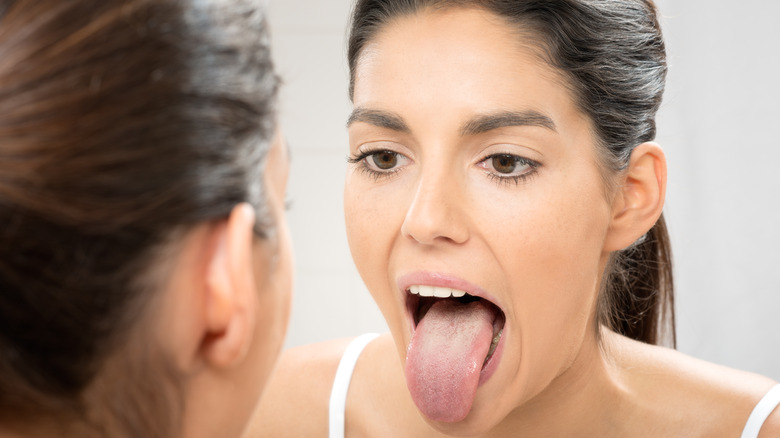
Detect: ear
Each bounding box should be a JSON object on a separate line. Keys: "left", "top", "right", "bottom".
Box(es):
{"left": 201, "top": 203, "right": 259, "bottom": 368}
{"left": 603, "top": 142, "right": 667, "bottom": 252}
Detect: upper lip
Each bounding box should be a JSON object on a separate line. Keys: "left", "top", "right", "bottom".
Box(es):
{"left": 396, "top": 271, "right": 504, "bottom": 309}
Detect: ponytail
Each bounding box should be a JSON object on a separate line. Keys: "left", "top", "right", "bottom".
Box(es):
{"left": 347, "top": 0, "right": 674, "bottom": 345}
{"left": 600, "top": 213, "right": 675, "bottom": 346}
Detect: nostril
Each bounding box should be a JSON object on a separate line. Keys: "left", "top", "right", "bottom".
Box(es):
{"left": 400, "top": 211, "right": 438, "bottom": 245}
{"left": 400, "top": 183, "right": 469, "bottom": 245}
{"left": 401, "top": 220, "right": 469, "bottom": 246}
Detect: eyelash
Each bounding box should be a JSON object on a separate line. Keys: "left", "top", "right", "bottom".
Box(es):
{"left": 485, "top": 171, "right": 535, "bottom": 187}
{"left": 347, "top": 150, "right": 541, "bottom": 187}
{"left": 347, "top": 149, "right": 406, "bottom": 181}
{"left": 478, "top": 153, "right": 540, "bottom": 187}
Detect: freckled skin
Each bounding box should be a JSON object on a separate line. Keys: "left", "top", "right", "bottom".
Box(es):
{"left": 345, "top": 7, "right": 613, "bottom": 434}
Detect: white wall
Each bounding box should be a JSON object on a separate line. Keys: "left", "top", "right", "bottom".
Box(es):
{"left": 268, "top": 0, "right": 780, "bottom": 381}
{"left": 655, "top": 0, "right": 780, "bottom": 380}
{"left": 267, "top": 0, "right": 389, "bottom": 348}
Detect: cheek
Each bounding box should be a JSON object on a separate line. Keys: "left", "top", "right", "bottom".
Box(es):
{"left": 345, "top": 186, "right": 386, "bottom": 267}
{"left": 344, "top": 177, "right": 406, "bottom": 321}
{"left": 496, "top": 177, "right": 611, "bottom": 369}
{"left": 250, "top": 200, "right": 294, "bottom": 398}
{"left": 272, "top": 228, "right": 294, "bottom": 342}
{"left": 255, "top": 239, "right": 292, "bottom": 361}
{"left": 344, "top": 179, "right": 374, "bottom": 275}
{"left": 343, "top": 173, "right": 397, "bottom": 268}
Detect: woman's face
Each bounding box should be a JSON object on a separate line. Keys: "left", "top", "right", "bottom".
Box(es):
{"left": 345, "top": 8, "right": 617, "bottom": 434}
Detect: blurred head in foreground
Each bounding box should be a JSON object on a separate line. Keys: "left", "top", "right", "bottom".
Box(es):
{"left": 0, "top": 0, "right": 292, "bottom": 436}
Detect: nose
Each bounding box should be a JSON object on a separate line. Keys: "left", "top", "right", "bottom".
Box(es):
{"left": 400, "top": 172, "right": 469, "bottom": 246}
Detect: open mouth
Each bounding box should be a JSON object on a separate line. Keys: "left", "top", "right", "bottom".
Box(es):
{"left": 406, "top": 285, "right": 506, "bottom": 368}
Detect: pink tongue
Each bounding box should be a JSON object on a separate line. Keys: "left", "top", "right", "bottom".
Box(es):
{"left": 405, "top": 299, "right": 494, "bottom": 423}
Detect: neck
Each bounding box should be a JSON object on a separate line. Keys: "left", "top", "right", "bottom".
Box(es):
{"left": 486, "top": 328, "right": 631, "bottom": 437}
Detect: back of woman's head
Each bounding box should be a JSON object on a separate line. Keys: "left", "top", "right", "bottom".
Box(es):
{"left": 348, "top": 0, "right": 674, "bottom": 346}
{"left": 0, "top": 0, "right": 278, "bottom": 434}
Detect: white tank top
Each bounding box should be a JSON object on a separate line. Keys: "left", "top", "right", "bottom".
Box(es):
{"left": 328, "top": 334, "right": 780, "bottom": 438}
{"left": 328, "top": 333, "right": 380, "bottom": 438}
{"left": 742, "top": 383, "right": 780, "bottom": 438}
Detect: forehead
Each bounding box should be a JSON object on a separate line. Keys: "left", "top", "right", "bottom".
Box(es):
{"left": 352, "top": 7, "right": 583, "bottom": 133}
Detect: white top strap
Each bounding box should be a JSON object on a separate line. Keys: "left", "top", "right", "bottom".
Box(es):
{"left": 328, "top": 333, "right": 380, "bottom": 438}
{"left": 742, "top": 383, "right": 780, "bottom": 438}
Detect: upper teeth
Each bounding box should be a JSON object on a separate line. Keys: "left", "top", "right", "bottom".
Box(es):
{"left": 409, "top": 285, "right": 467, "bottom": 298}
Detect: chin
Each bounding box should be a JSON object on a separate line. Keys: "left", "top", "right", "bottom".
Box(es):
{"left": 421, "top": 407, "right": 503, "bottom": 438}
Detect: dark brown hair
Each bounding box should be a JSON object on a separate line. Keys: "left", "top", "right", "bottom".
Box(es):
{"left": 0, "top": 0, "right": 278, "bottom": 436}
{"left": 347, "top": 0, "right": 675, "bottom": 346}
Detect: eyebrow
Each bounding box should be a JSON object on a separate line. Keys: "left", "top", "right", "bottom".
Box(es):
{"left": 346, "top": 108, "right": 410, "bottom": 133}
{"left": 460, "top": 111, "right": 557, "bottom": 136}
{"left": 346, "top": 108, "right": 557, "bottom": 136}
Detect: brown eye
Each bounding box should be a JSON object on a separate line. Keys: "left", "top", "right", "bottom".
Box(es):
{"left": 372, "top": 151, "right": 398, "bottom": 170}
{"left": 491, "top": 154, "right": 517, "bottom": 174}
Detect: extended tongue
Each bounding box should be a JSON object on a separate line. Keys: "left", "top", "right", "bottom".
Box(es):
{"left": 405, "top": 299, "right": 494, "bottom": 422}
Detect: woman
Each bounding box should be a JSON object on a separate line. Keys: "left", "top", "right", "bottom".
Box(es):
{"left": 0, "top": 0, "right": 291, "bottom": 437}
{"left": 254, "top": 0, "right": 780, "bottom": 437}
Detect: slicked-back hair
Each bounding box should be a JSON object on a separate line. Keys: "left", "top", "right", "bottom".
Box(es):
{"left": 347, "top": 0, "right": 674, "bottom": 347}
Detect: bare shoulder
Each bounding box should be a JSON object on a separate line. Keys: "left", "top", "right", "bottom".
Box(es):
{"left": 608, "top": 332, "right": 778, "bottom": 436}
{"left": 759, "top": 406, "right": 780, "bottom": 438}
{"left": 244, "top": 337, "right": 355, "bottom": 438}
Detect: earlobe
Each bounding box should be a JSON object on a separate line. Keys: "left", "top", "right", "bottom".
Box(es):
{"left": 201, "top": 203, "right": 259, "bottom": 368}
{"left": 604, "top": 142, "right": 667, "bottom": 252}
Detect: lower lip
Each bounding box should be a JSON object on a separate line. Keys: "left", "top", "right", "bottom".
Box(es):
{"left": 479, "top": 326, "right": 506, "bottom": 386}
